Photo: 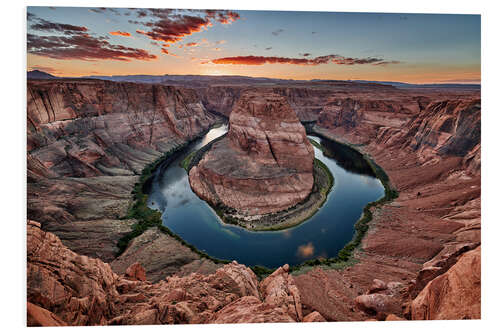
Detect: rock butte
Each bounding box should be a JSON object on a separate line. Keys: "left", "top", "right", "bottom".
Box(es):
{"left": 189, "top": 91, "right": 314, "bottom": 216}
{"left": 27, "top": 77, "right": 481, "bottom": 324}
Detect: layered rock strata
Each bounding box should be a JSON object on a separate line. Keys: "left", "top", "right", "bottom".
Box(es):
{"left": 189, "top": 91, "right": 314, "bottom": 216}
{"left": 27, "top": 79, "right": 218, "bottom": 276}
{"left": 293, "top": 92, "right": 480, "bottom": 321}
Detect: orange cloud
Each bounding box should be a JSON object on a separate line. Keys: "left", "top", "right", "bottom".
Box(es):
{"left": 109, "top": 30, "right": 131, "bottom": 37}
{"left": 208, "top": 54, "right": 400, "bottom": 66}
{"left": 28, "top": 33, "right": 156, "bottom": 61}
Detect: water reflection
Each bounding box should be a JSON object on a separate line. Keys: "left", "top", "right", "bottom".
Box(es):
{"left": 296, "top": 242, "right": 315, "bottom": 258}
{"left": 317, "top": 138, "right": 376, "bottom": 177}
{"left": 145, "top": 127, "right": 385, "bottom": 268}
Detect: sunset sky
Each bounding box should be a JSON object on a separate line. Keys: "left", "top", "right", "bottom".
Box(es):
{"left": 27, "top": 7, "right": 481, "bottom": 83}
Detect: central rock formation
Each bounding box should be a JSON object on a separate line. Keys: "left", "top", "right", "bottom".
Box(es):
{"left": 189, "top": 91, "right": 314, "bottom": 216}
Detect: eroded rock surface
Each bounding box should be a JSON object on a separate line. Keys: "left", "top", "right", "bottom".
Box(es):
{"left": 411, "top": 246, "right": 481, "bottom": 320}
{"left": 27, "top": 79, "right": 216, "bottom": 269}
{"left": 189, "top": 91, "right": 314, "bottom": 215}
{"left": 27, "top": 221, "right": 308, "bottom": 326}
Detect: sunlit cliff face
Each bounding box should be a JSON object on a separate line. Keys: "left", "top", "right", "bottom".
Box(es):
{"left": 27, "top": 7, "right": 480, "bottom": 84}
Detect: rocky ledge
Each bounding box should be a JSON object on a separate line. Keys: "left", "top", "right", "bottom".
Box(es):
{"left": 189, "top": 91, "right": 315, "bottom": 221}
{"left": 27, "top": 220, "right": 326, "bottom": 326}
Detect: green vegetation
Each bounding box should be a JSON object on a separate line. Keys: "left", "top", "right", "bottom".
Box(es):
{"left": 116, "top": 126, "right": 231, "bottom": 266}
{"left": 314, "top": 158, "right": 334, "bottom": 196}
{"left": 180, "top": 150, "right": 197, "bottom": 171}
{"left": 309, "top": 138, "right": 323, "bottom": 151}
{"left": 288, "top": 130, "right": 399, "bottom": 275}
{"left": 251, "top": 265, "right": 275, "bottom": 279}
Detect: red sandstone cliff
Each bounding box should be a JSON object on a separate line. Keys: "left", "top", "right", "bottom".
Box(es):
{"left": 27, "top": 79, "right": 217, "bottom": 270}
{"left": 27, "top": 220, "right": 325, "bottom": 326}
{"left": 26, "top": 78, "right": 481, "bottom": 324}
{"left": 189, "top": 91, "right": 314, "bottom": 215}
{"left": 303, "top": 90, "right": 481, "bottom": 321}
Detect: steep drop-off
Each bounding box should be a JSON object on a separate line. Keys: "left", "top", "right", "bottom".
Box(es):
{"left": 295, "top": 91, "right": 480, "bottom": 320}
{"left": 27, "top": 220, "right": 325, "bottom": 326}
{"left": 27, "top": 79, "right": 218, "bottom": 272}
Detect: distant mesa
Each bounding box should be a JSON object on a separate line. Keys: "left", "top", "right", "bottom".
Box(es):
{"left": 27, "top": 70, "right": 57, "bottom": 79}
{"left": 189, "top": 90, "right": 315, "bottom": 216}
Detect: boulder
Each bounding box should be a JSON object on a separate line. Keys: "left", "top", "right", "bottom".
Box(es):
{"left": 411, "top": 246, "right": 481, "bottom": 320}
{"left": 125, "top": 262, "right": 147, "bottom": 281}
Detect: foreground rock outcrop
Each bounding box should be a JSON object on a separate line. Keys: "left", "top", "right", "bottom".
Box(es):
{"left": 411, "top": 246, "right": 481, "bottom": 320}
{"left": 189, "top": 91, "right": 314, "bottom": 215}
{"left": 27, "top": 221, "right": 314, "bottom": 326}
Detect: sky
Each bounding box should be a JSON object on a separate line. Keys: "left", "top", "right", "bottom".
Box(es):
{"left": 26, "top": 7, "right": 481, "bottom": 83}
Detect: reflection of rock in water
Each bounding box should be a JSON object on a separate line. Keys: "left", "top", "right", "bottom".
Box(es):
{"left": 319, "top": 138, "right": 376, "bottom": 177}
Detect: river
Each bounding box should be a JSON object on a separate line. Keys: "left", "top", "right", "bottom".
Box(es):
{"left": 146, "top": 125, "right": 384, "bottom": 268}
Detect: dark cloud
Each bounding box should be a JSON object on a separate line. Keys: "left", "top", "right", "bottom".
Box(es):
{"left": 135, "top": 16, "right": 211, "bottom": 43}
{"left": 27, "top": 33, "right": 156, "bottom": 61}
{"left": 371, "top": 60, "right": 401, "bottom": 66}
{"left": 272, "top": 29, "right": 284, "bottom": 36}
{"left": 30, "top": 18, "right": 88, "bottom": 34}
{"left": 207, "top": 54, "right": 400, "bottom": 66}
{"left": 90, "top": 8, "right": 122, "bottom": 16}
{"left": 28, "top": 16, "right": 156, "bottom": 62}
{"left": 265, "top": 47, "right": 272, "bottom": 50}
{"left": 89, "top": 8, "right": 106, "bottom": 13}
{"left": 109, "top": 30, "right": 132, "bottom": 37}
{"left": 128, "top": 8, "right": 174, "bottom": 19}
{"left": 311, "top": 31, "right": 317, "bottom": 34}
{"left": 133, "top": 10, "right": 241, "bottom": 44}
{"left": 137, "top": 10, "right": 148, "bottom": 18}
{"left": 204, "top": 9, "right": 240, "bottom": 24}
{"left": 27, "top": 12, "right": 36, "bottom": 21}
{"left": 185, "top": 42, "right": 198, "bottom": 47}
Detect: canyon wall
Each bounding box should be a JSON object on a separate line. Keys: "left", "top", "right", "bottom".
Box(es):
{"left": 27, "top": 78, "right": 481, "bottom": 324}
{"left": 300, "top": 89, "right": 481, "bottom": 321}
{"left": 27, "top": 79, "right": 217, "bottom": 270}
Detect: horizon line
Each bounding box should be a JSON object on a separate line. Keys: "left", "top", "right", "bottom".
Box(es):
{"left": 27, "top": 70, "right": 481, "bottom": 86}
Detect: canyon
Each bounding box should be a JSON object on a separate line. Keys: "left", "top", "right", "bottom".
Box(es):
{"left": 27, "top": 76, "right": 481, "bottom": 325}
